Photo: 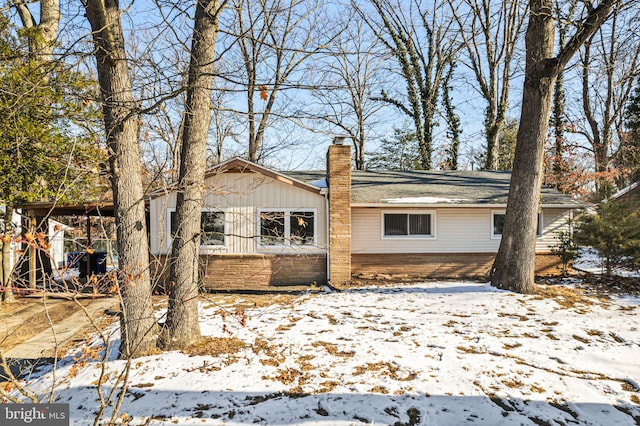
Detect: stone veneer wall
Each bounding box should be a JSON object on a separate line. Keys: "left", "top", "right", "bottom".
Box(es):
{"left": 327, "top": 142, "right": 352, "bottom": 288}
{"left": 351, "top": 253, "right": 563, "bottom": 281}
{"left": 151, "top": 254, "right": 327, "bottom": 291}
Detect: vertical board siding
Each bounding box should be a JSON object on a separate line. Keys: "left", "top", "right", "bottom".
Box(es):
{"left": 149, "top": 172, "right": 326, "bottom": 255}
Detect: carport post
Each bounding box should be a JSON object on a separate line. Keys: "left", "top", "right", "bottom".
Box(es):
{"left": 29, "top": 214, "right": 36, "bottom": 288}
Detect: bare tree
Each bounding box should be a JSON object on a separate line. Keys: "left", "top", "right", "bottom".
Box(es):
{"left": 450, "top": 0, "right": 526, "bottom": 170}
{"left": 574, "top": 3, "right": 640, "bottom": 198}
{"left": 441, "top": 62, "right": 462, "bottom": 169}
{"left": 224, "top": 0, "right": 336, "bottom": 163}
{"left": 159, "top": 0, "right": 226, "bottom": 350}
{"left": 308, "top": 13, "right": 387, "bottom": 170}
{"left": 357, "top": 0, "right": 459, "bottom": 170}
{"left": 491, "top": 0, "right": 619, "bottom": 294}
{"left": 84, "top": 0, "right": 158, "bottom": 358}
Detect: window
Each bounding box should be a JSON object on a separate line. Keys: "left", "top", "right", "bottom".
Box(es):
{"left": 169, "top": 209, "right": 225, "bottom": 247}
{"left": 260, "top": 211, "right": 285, "bottom": 246}
{"left": 259, "top": 209, "right": 316, "bottom": 247}
{"left": 383, "top": 212, "right": 434, "bottom": 238}
{"left": 492, "top": 211, "right": 542, "bottom": 238}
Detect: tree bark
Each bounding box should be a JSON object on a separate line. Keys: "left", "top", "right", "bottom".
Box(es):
{"left": 158, "top": 0, "right": 223, "bottom": 350}
{"left": 1, "top": 206, "right": 15, "bottom": 303}
{"left": 13, "top": 0, "right": 60, "bottom": 63}
{"left": 491, "top": 0, "right": 617, "bottom": 293}
{"left": 84, "top": 0, "right": 157, "bottom": 358}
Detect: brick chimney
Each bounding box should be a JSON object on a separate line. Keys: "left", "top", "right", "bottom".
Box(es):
{"left": 326, "top": 137, "right": 351, "bottom": 288}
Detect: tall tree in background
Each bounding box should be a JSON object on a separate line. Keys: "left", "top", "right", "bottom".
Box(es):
{"left": 576, "top": 3, "right": 640, "bottom": 198}
{"left": 358, "top": 0, "right": 459, "bottom": 170}
{"left": 441, "top": 62, "right": 462, "bottom": 170}
{"left": 491, "top": 0, "right": 618, "bottom": 294}
{"left": 309, "top": 15, "right": 386, "bottom": 170}
{"left": 547, "top": 0, "right": 576, "bottom": 189}
{"left": 368, "top": 127, "right": 421, "bottom": 170}
{"left": 0, "top": 12, "right": 101, "bottom": 303}
{"left": 618, "top": 78, "right": 640, "bottom": 185}
{"left": 84, "top": 0, "right": 158, "bottom": 358}
{"left": 450, "top": 0, "right": 526, "bottom": 170}
{"left": 226, "top": 0, "right": 334, "bottom": 163}
{"left": 12, "top": 0, "right": 60, "bottom": 63}
{"left": 159, "top": 0, "right": 225, "bottom": 350}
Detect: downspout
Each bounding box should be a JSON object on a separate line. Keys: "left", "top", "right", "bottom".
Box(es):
{"left": 321, "top": 186, "right": 329, "bottom": 285}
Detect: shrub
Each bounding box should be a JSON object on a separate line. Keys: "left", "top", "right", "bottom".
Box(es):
{"left": 575, "top": 200, "right": 640, "bottom": 276}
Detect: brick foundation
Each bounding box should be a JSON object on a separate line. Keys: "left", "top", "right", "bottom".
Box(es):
{"left": 151, "top": 254, "right": 327, "bottom": 291}
{"left": 351, "top": 252, "right": 562, "bottom": 281}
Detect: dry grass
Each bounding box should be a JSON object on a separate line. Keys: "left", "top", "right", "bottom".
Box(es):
{"left": 534, "top": 284, "right": 602, "bottom": 310}
{"left": 353, "top": 362, "right": 417, "bottom": 381}
{"left": 182, "top": 336, "right": 247, "bottom": 357}
{"left": 311, "top": 341, "right": 354, "bottom": 358}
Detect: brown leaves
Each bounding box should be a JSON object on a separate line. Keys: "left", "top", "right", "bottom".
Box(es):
{"left": 259, "top": 85, "right": 268, "bottom": 101}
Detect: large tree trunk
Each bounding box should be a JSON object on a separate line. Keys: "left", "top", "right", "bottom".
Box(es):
{"left": 491, "top": 0, "right": 556, "bottom": 294}
{"left": 491, "top": 0, "right": 618, "bottom": 293}
{"left": 85, "top": 0, "right": 157, "bottom": 358}
{"left": 159, "top": 0, "right": 223, "bottom": 350}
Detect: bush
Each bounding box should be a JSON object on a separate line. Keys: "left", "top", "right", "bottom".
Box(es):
{"left": 551, "top": 230, "right": 579, "bottom": 276}
{"left": 575, "top": 200, "right": 640, "bottom": 276}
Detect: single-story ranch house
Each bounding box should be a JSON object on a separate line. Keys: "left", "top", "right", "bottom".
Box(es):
{"left": 148, "top": 140, "right": 582, "bottom": 290}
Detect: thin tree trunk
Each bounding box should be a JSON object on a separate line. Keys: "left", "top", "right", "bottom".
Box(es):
{"left": 159, "top": 0, "right": 223, "bottom": 350}
{"left": 85, "top": 0, "right": 157, "bottom": 358}
{"left": 491, "top": 0, "right": 617, "bottom": 293}
{"left": 2, "top": 206, "right": 15, "bottom": 303}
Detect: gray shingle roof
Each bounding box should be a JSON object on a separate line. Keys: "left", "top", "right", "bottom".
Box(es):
{"left": 284, "top": 169, "right": 581, "bottom": 207}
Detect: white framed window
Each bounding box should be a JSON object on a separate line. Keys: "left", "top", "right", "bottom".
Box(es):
{"left": 167, "top": 208, "right": 227, "bottom": 249}
{"left": 491, "top": 210, "right": 543, "bottom": 239}
{"left": 258, "top": 209, "right": 316, "bottom": 247}
{"left": 381, "top": 210, "right": 436, "bottom": 239}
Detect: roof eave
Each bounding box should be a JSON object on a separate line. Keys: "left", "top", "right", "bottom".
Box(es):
{"left": 351, "top": 202, "right": 582, "bottom": 209}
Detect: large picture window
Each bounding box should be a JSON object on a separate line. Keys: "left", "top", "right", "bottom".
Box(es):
{"left": 382, "top": 212, "right": 434, "bottom": 238}
{"left": 492, "top": 211, "right": 542, "bottom": 238}
{"left": 169, "top": 209, "right": 225, "bottom": 247}
{"left": 259, "top": 209, "right": 316, "bottom": 247}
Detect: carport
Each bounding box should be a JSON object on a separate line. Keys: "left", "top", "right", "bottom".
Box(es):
{"left": 15, "top": 201, "right": 115, "bottom": 288}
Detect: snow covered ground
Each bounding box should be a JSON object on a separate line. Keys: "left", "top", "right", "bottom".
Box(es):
{"left": 17, "top": 280, "right": 640, "bottom": 425}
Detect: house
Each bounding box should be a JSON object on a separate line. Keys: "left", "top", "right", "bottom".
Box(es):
{"left": 612, "top": 181, "right": 640, "bottom": 207}
{"left": 148, "top": 140, "right": 582, "bottom": 290}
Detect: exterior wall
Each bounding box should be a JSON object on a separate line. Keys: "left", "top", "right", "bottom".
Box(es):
{"left": 152, "top": 254, "right": 326, "bottom": 290}
{"left": 327, "top": 143, "right": 352, "bottom": 286}
{"left": 149, "top": 171, "right": 327, "bottom": 256}
{"left": 352, "top": 252, "right": 562, "bottom": 280}
{"left": 351, "top": 207, "right": 571, "bottom": 254}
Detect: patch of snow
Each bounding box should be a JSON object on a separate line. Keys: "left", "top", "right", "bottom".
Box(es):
{"left": 11, "top": 281, "right": 640, "bottom": 425}
{"left": 382, "top": 196, "right": 468, "bottom": 204}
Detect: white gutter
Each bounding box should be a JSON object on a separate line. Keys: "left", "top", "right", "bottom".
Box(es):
{"left": 350, "top": 203, "right": 582, "bottom": 209}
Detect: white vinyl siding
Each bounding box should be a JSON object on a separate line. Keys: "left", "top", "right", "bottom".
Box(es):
{"left": 150, "top": 172, "right": 326, "bottom": 255}
{"left": 352, "top": 207, "right": 572, "bottom": 254}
